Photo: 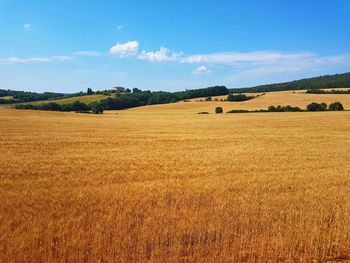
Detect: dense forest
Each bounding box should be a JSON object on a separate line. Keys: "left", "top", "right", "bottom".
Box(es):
{"left": 230, "top": 72, "right": 350, "bottom": 93}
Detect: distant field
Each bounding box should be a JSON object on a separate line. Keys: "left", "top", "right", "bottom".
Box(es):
{"left": 119, "top": 89, "right": 350, "bottom": 115}
{"left": 34, "top": 94, "right": 111, "bottom": 105}
{"left": 1, "top": 105, "right": 350, "bottom": 262}
{"left": 0, "top": 94, "right": 111, "bottom": 108}
{"left": 0, "top": 96, "right": 14, "bottom": 100}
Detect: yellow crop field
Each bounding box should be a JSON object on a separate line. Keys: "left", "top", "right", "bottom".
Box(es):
{"left": 1, "top": 91, "right": 350, "bottom": 262}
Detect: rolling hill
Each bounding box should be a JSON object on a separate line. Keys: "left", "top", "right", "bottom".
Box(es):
{"left": 0, "top": 94, "right": 111, "bottom": 108}
{"left": 230, "top": 72, "right": 350, "bottom": 93}
{"left": 108, "top": 89, "right": 350, "bottom": 115}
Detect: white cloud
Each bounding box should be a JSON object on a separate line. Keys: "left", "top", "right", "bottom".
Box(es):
{"left": 193, "top": 65, "right": 212, "bottom": 74}
{"left": 73, "top": 51, "right": 102, "bottom": 57}
{"left": 218, "top": 53, "right": 350, "bottom": 88}
{"left": 24, "top": 23, "right": 32, "bottom": 31}
{"left": 138, "top": 46, "right": 183, "bottom": 62}
{"left": 178, "top": 51, "right": 350, "bottom": 76}
{"left": 3, "top": 57, "right": 51, "bottom": 63}
{"left": 182, "top": 51, "right": 315, "bottom": 65}
{"left": 1, "top": 56, "right": 74, "bottom": 63}
{"left": 235, "top": 53, "right": 350, "bottom": 74}
{"left": 51, "top": 56, "right": 74, "bottom": 61}
{"left": 110, "top": 41, "right": 139, "bottom": 56}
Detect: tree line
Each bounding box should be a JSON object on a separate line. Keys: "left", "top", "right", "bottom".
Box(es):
{"left": 97, "top": 88, "right": 228, "bottom": 111}
{"left": 0, "top": 89, "right": 95, "bottom": 104}
{"left": 14, "top": 100, "right": 104, "bottom": 114}
{"left": 0, "top": 90, "right": 65, "bottom": 104}
{"left": 14, "top": 86, "right": 229, "bottom": 112}
{"left": 223, "top": 102, "right": 344, "bottom": 114}
{"left": 306, "top": 89, "right": 350, "bottom": 94}
{"left": 230, "top": 72, "right": 350, "bottom": 93}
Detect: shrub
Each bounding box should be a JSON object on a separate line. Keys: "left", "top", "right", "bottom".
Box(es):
{"left": 61, "top": 101, "right": 90, "bottom": 112}
{"left": 0, "top": 98, "right": 18, "bottom": 104}
{"left": 328, "top": 102, "right": 344, "bottom": 111}
{"left": 267, "top": 105, "right": 302, "bottom": 112}
{"left": 39, "top": 102, "right": 62, "bottom": 111}
{"left": 147, "top": 92, "right": 178, "bottom": 105}
{"left": 226, "top": 109, "right": 249, "bottom": 113}
{"left": 14, "top": 104, "right": 36, "bottom": 110}
{"left": 306, "top": 89, "right": 326, "bottom": 94}
{"left": 215, "top": 107, "right": 223, "bottom": 114}
{"left": 91, "top": 104, "right": 104, "bottom": 114}
{"left": 306, "top": 102, "right": 327, "bottom": 111}
{"left": 76, "top": 111, "right": 91, "bottom": 114}
{"left": 285, "top": 105, "right": 302, "bottom": 112}
{"left": 227, "top": 94, "right": 255, "bottom": 102}
{"left": 320, "top": 103, "right": 327, "bottom": 110}
{"left": 268, "top": 105, "right": 277, "bottom": 112}
{"left": 205, "top": 96, "right": 212, "bottom": 101}
{"left": 197, "top": 112, "right": 209, "bottom": 114}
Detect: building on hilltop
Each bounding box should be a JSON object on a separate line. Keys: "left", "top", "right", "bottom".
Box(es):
{"left": 112, "top": 86, "right": 125, "bottom": 93}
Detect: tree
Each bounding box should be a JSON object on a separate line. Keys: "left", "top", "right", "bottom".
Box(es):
{"left": 91, "top": 104, "right": 104, "bottom": 114}
{"left": 61, "top": 100, "right": 89, "bottom": 111}
{"left": 328, "top": 102, "right": 344, "bottom": 111}
{"left": 215, "top": 107, "right": 223, "bottom": 113}
{"left": 268, "top": 105, "right": 277, "bottom": 112}
{"left": 38, "top": 102, "right": 62, "bottom": 111}
{"left": 320, "top": 103, "right": 327, "bottom": 111}
{"left": 132, "top": 88, "right": 142, "bottom": 93}
{"left": 174, "top": 86, "right": 228, "bottom": 100}
{"left": 307, "top": 102, "right": 327, "bottom": 111}
{"left": 87, "top": 87, "right": 93, "bottom": 95}
{"left": 125, "top": 88, "right": 131, "bottom": 93}
{"left": 147, "top": 92, "right": 178, "bottom": 105}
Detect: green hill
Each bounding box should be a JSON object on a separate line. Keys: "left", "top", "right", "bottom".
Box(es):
{"left": 0, "top": 94, "right": 111, "bottom": 108}
{"left": 31, "top": 94, "right": 111, "bottom": 105}
{"left": 230, "top": 72, "right": 350, "bottom": 93}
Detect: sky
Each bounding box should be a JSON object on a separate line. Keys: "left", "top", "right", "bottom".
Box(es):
{"left": 0, "top": 0, "right": 350, "bottom": 93}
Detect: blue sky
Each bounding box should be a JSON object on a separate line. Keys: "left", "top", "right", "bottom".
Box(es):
{"left": 0, "top": 0, "right": 350, "bottom": 93}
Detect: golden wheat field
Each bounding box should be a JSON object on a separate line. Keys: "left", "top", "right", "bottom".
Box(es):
{"left": 1, "top": 91, "right": 350, "bottom": 262}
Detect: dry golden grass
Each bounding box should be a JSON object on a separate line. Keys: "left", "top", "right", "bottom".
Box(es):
{"left": 1, "top": 91, "right": 350, "bottom": 262}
